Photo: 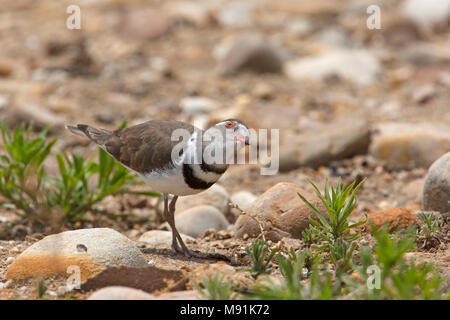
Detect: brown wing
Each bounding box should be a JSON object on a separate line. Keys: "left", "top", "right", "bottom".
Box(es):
{"left": 104, "top": 120, "right": 195, "bottom": 173}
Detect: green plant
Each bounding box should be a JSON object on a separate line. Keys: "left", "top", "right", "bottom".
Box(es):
{"left": 0, "top": 122, "right": 56, "bottom": 221}
{"left": 242, "top": 239, "right": 278, "bottom": 278}
{"left": 297, "top": 178, "right": 366, "bottom": 274}
{"left": 193, "top": 273, "right": 238, "bottom": 300}
{"left": 417, "top": 212, "right": 443, "bottom": 249}
{"left": 248, "top": 250, "right": 339, "bottom": 300}
{"left": 350, "top": 226, "right": 449, "bottom": 300}
{"left": 0, "top": 121, "right": 158, "bottom": 223}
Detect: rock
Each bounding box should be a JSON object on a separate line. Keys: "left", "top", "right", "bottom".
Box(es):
{"left": 285, "top": 49, "right": 381, "bottom": 86}
{"left": 230, "top": 191, "right": 257, "bottom": 210}
{"left": 402, "top": 0, "right": 450, "bottom": 27}
{"left": 366, "top": 208, "right": 421, "bottom": 233}
{"left": 81, "top": 265, "right": 186, "bottom": 293}
{"left": 423, "top": 152, "right": 450, "bottom": 213}
{"left": 176, "top": 184, "right": 230, "bottom": 217}
{"left": 179, "top": 96, "right": 220, "bottom": 115}
{"left": 237, "top": 103, "right": 302, "bottom": 131}
{"left": 88, "top": 287, "right": 201, "bottom": 300}
{"left": 0, "top": 60, "right": 13, "bottom": 77}
{"left": 171, "top": 205, "right": 229, "bottom": 238}
{"left": 0, "top": 94, "right": 9, "bottom": 110}
{"left": 252, "top": 83, "right": 274, "bottom": 100}
{"left": 4, "top": 103, "right": 65, "bottom": 133}
{"left": 279, "top": 119, "right": 371, "bottom": 171}
{"left": 138, "top": 230, "right": 195, "bottom": 246}
{"left": 164, "top": 1, "right": 214, "bottom": 27}
{"left": 217, "top": 33, "right": 285, "bottom": 76}
{"left": 315, "top": 27, "right": 351, "bottom": 48}
{"left": 218, "top": 1, "right": 254, "bottom": 28}
{"left": 88, "top": 286, "right": 155, "bottom": 300}
{"left": 369, "top": 123, "right": 450, "bottom": 168}
{"left": 234, "top": 182, "right": 328, "bottom": 240}
{"left": 6, "top": 228, "right": 148, "bottom": 281}
{"left": 118, "top": 8, "right": 169, "bottom": 41}
{"left": 412, "top": 85, "right": 436, "bottom": 104}
{"left": 229, "top": 191, "right": 258, "bottom": 223}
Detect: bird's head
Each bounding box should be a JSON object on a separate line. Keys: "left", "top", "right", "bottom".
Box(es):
{"left": 210, "top": 119, "right": 250, "bottom": 149}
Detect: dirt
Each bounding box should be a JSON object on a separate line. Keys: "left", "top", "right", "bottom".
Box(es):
{"left": 0, "top": 0, "right": 449, "bottom": 299}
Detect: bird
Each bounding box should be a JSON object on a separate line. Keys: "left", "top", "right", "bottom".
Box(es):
{"left": 66, "top": 119, "right": 250, "bottom": 258}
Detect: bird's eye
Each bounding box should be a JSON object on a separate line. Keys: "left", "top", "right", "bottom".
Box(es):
{"left": 225, "top": 121, "right": 235, "bottom": 128}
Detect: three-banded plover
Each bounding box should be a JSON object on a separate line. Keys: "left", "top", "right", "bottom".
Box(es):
{"left": 67, "top": 119, "right": 250, "bottom": 257}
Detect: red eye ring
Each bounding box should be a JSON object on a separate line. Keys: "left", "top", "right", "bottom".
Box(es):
{"left": 225, "top": 121, "right": 236, "bottom": 128}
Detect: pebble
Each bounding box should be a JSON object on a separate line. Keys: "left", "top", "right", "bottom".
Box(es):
{"left": 285, "top": 49, "right": 381, "bottom": 86}
{"left": 179, "top": 96, "right": 220, "bottom": 115}
{"left": 171, "top": 205, "right": 229, "bottom": 238}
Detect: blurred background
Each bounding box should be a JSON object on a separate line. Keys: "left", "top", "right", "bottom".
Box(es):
{"left": 0, "top": 0, "right": 449, "bottom": 222}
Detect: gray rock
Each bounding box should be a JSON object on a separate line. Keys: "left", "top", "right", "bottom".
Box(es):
{"left": 285, "top": 49, "right": 381, "bottom": 85}
{"left": 6, "top": 228, "right": 147, "bottom": 280}
{"left": 172, "top": 205, "right": 229, "bottom": 238}
{"left": 138, "top": 230, "right": 195, "bottom": 246}
{"left": 176, "top": 184, "right": 230, "bottom": 217}
{"left": 218, "top": 33, "right": 285, "bottom": 76}
{"left": 423, "top": 152, "right": 450, "bottom": 213}
{"left": 279, "top": 119, "right": 371, "bottom": 171}
{"left": 369, "top": 122, "right": 450, "bottom": 168}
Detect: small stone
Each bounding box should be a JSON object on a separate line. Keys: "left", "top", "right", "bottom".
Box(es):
{"left": 0, "top": 94, "right": 10, "bottom": 110}
{"left": 88, "top": 286, "right": 155, "bottom": 300}
{"left": 366, "top": 208, "right": 421, "bottom": 233}
{"left": 402, "top": 0, "right": 450, "bottom": 27}
{"left": 0, "top": 60, "right": 13, "bottom": 77}
{"left": 147, "top": 260, "right": 155, "bottom": 267}
{"left": 412, "top": 86, "right": 436, "bottom": 104}
{"left": 4, "top": 103, "right": 65, "bottom": 133}
{"left": 6, "top": 257, "right": 15, "bottom": 264}
{"left": 6, "top": 228, "right": 148, "bottom": 281}
{"left": 176, "top": 184, "right": 230, "bottom": 217}
{"left": 369, "top": 122, "right": 450, "bottom": 168}
{"left": 118, "top": 8, "right": 169, "bottom": 41}
{"left": 423, "top": 152, "right": 450, "bottom": 213}
{"left": 252, "top": 83, "right": 274, "bottom": 100}
{"left": 138, "top": 230, "right": 195, "bottom": 246}
{"left": 285, "top": 49, "right": 381, "bottom": 86}
{"left": 172, "top": 205, "right": 229, "bottom": 238}
{"left": 179, "top": 96, "right": 220, "bottom": 115}
{"left": 217, "top": 33, "right": 285, "bottom": 76}
{"left": 218, "top": 1, "right": 254, "bottom": 28}
{"left": 234, "top": 182, "right": 329, "bottom": 240}
{"left": 230, "top": 191, "right": 257, "bottom": 211}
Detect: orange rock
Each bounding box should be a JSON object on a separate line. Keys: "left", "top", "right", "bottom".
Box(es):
{"left": 365, "top": 208, "right": 420, "bottom": 233}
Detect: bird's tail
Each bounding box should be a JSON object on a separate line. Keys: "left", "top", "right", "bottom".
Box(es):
{"left": 66, "top": 124, "right": 112, "bottom": 145}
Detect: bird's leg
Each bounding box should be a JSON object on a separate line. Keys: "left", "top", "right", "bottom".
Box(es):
{"left": 167, "top": 195, "right": 193, "bottom": 256}
{"left": 163, "top": 194, "right": 180, "bottom": 253}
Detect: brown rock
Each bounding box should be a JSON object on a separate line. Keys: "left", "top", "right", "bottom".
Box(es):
{"left": 81, "top": 265, "right": 186, "bottom": 293}
{"left": 366, "top": 208, "right": 421, "bottom": 233}
{"left": 234, "top": 182, "right": 328, "bottom": 239}
{"left": 369, "top": 123, "right": 450, "bottom": 168}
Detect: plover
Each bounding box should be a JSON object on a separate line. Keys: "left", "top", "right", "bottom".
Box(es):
{"left": 67, "top": 119, "right": 250, "bottom": 257}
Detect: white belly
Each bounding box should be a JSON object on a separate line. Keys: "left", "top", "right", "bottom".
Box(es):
{"left": 140, "top": 167, "right": 199, "bottom": 196}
